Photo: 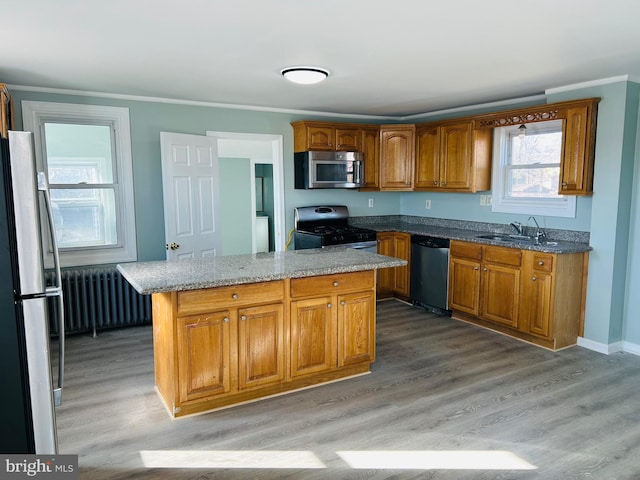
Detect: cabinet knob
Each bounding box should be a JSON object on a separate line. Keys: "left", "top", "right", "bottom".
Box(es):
{"left": 333, "top": 281, "right": 339, "bottom": 287}
{"left": 531, "top": 276, "right": 537, "bottom": 281}
{"left": 433, "top": 181, "right": 438, "bottom": 185}
{"left": 232, "top": 293, "right": 239, "bottom": 300}
{"left": 562, "top": 182, "right": 568, "bottom": 186}
{"left": 341, "top": 301, "right": 346, "bottom": 305}
{"left": 482, "top": 267, "right": 488, "bottom": 272}
{"left": 441, "top": 182, "right": 446, "bottom": 186}
{"left": 474, "top": 266, "right": 479, "bottom": 270}
{"left": 223, "top": 317, "right": 230, "bottom": 323}
{"left": 538, "top": 261, "right": 544, "bottom": 266}
{"left": 241, "top": 315, "right": 247, "bottom": 321}
{"left": 327, "top": 303, "right": 332, "bottom": 308}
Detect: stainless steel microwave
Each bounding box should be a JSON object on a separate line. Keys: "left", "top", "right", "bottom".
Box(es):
{"left": 294, "top": 151, "right": 364, "bottom": 189}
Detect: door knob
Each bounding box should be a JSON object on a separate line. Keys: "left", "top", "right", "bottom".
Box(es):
{"left": 165, "top": 242, "right": 180, "bottom": 250}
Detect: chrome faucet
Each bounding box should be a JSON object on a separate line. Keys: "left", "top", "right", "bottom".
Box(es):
{"left": 528, "top": 216, "right": 547, "bottom": 244}
{"left": 509, "top": 221, "right": 523, "bottom": 236}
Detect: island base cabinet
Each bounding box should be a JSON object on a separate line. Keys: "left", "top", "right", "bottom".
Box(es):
{"left": 177, "top": 311, "right": 231, "bottom": 404}
{"left": 290, "top": 297, "right": 336, "bottom": 377}
{"left": 151, "top": 273, "right": 376, "bottom": 418}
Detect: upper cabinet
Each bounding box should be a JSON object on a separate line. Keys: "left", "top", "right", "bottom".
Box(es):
{"left": 379, "top": 125, "right": 415, "bottom": 191}
{"left": 291, "top": 121, "right": 361, "bottom": 152}
{"left": 0, "top": 84, "right": 14, "bottom": 139}
{"left": 360, "top": 125, "right": 380, "bottom": 189}
{"left": 291, "top": 97, "right": 599, "bottom": 195}
{"left": 473, "top": 97, "right": 600, "bottom": 196}
{"left": 415, "top": 120, "right": 492, "bottom": 192}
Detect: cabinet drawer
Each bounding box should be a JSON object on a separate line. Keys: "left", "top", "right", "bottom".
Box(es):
{"left": 532, "top": 253, "right": 554, "bottom": 273}
{"left": 177, "top": 281, "right": 284, "bottom": 315}
{"left": 484, "top": 246, "right": 522, "bottom": 267}
{"left": 450, "top": 241, "right": 482, "bottom": 260}
{"left": 291, "top": 271, "right": 374, "bottom": 298}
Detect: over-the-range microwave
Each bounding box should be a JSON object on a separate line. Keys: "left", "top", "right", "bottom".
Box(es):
{"left": 294, "top": 151, "right": 364, "bottom": 189}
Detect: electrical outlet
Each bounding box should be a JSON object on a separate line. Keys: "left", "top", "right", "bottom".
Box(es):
{"left": 487, "top": 195, "right": 492, "bottom": 205}
{"left": 368, "top": 198, "right": 374, "bottom": 208}
{"left": 480, "top": 195, "right": 487, "bottom": 206}
{"left": 425, "top": 199, "right": 431, "bottom": 209}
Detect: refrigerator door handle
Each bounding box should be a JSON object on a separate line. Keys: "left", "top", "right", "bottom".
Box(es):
{"left": 38, "top": 172, "right": 65, "bottom": 406}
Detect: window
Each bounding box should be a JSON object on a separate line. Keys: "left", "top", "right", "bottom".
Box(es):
{"left": 22, "top": 102, "right": 137, "bottom": 267}
{"left": 491, "top": 119, "right": 576, "bottom": 217}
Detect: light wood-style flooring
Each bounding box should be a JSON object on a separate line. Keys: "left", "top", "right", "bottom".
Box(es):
{"left": 55, "top": 300, "right": 640, "bottom": 479}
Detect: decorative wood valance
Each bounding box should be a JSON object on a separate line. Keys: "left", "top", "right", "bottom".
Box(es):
{"left": 472, "top": 97, "right": 600, "bottom": 129}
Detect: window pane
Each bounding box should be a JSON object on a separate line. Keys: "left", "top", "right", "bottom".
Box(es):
{"left": 511, "top": 131, "right": 562, "bottom": 166}
{"left": 51, "top": 188, "right": 117, "bottom": 248}
{"left": 44, "top": 123, "right": 114, "bottom": 183}
{"left": 507, "top": 167, "right": 561, "bottom": 198}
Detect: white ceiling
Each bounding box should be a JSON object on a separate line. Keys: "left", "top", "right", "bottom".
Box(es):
{"left": 3, "top": 0, "right": 640, "bottom": 118}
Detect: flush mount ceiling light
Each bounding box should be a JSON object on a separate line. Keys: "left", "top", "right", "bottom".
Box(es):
{"left": 281, "top": 67, "right": 329, "bottom": 85}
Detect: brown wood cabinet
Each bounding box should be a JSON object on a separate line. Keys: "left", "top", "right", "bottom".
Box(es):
{"left": 560, "top": 104, "right": 598, "bottom": 195}
{"left": 449, "top": 240, "right": 587, "bottom": 350}
{"left": 473, "top": 97, "right": 600, "bottom": 195}
{"left": 376, "top": 231, "right": 411, "bottom": 299}
{"left": 151, "top": 271, "right": 377, "bottom": 417}
{"left": 415, "top": 120, "right": 492, "bottom": 192}
{"left": 291, "top": 120, "right": 361, "bottom": 152}
{"left": 290, "top": 270, "right": 376, "bottom": 375}
{"left": 1, "top": 84, "right": 14, "bottom": 139}
{"left": 360, "top": 125, "right": 380, "bottom": 189}
{"left": 379, "top": 125, "right": 415, "bottom": 190}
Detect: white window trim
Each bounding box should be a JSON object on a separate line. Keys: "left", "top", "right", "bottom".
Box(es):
{"left": 491, "top": 123, "right": 576, "bottom": 218}
{"left": 22, "top": 101, "right": 137, "bottom": 267}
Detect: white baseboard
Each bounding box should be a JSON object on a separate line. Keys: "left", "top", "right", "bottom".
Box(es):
{"left": 577, "top": 337, "right": 640, "bottom": 356}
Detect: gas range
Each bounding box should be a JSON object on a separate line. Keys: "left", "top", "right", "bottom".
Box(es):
{"left": 293, "top": 206, "right": 377, "bottom": 250}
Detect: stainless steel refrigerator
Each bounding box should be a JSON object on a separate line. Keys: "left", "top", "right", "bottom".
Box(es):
{"left": 0, "top": 130, "right": 64, "bottom": 454}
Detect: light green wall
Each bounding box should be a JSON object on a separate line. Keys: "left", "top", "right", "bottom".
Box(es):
{"left": 10, "top": 83, "right": 640, "bottom": 349}
{"left": 219, "top": 158, "right": 252, "bottom": 255}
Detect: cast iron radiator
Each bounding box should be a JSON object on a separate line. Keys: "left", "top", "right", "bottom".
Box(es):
{"left": 45, "top": 267, "right": 152, "bottom": 336}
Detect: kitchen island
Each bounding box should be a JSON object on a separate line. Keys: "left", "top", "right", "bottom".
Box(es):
{"left": 118, "top": 247, "right": 405, "bottom": 418}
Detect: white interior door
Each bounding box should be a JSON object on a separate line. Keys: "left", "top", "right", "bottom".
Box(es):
{"left": 160, "top": 132, "right": 221, "bottom": 260}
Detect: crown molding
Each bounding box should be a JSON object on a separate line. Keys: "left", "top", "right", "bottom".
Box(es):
{"left": 545, "top": 75, "right": 631, "bottom": 95}
{"left": 9, "top": 75, "right": 637, "bottom": 121}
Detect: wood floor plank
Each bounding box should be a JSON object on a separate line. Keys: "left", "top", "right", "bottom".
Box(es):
{"left": 53, "top": 300, "right": 640, "bottom": 479}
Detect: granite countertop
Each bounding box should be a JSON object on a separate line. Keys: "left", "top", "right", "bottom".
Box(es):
{"left": 117, "top": 247, "right": 407, "bottom": 295}
{"left": 350, "top": 218, "right": 592, "bottom": 254}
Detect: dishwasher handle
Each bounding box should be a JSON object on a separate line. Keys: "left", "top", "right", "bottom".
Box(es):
{"left": 411, "top": 235, "right": 450, "bottom": 249}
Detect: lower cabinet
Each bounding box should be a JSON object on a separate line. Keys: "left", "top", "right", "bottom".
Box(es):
{"left": 152, "top": 271, "right": 376, "bottom": 418}
{"left": 449, "top": 240, "right": 587, "bottom": 350}
{"left": 377, "top": 231, "right": 411, "bottom": 299}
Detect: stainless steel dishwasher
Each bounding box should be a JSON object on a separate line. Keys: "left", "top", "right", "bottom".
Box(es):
{"left": 409, "top": 235, "right": 451, "bottom": 314}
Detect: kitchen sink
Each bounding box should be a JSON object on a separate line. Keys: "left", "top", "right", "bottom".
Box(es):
{"left": 476, "top": 234, "right": 538, "bottom": 244}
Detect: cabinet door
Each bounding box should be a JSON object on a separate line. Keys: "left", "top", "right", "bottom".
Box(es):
{"left": 290, "top": 297, "right": 336, "bottom": 377}
{"left": 361, "top": 127, "right": 380, "bottom": 189}
{"left": 337, "top": 291, "right": 375, "bottom": 367}
{"left": 560, "top": 106, "right": 591, "bottom": 195}
{"left": 307, "top": 125, "right": 335, "bottom": 150}
{"left": 393, "top": 233, "right": 411, "bottom": 296}
{"left": 238, "top": 303, "right": 285, "bottom": 389}
{"left": 480, "top": 263, "right": 520, "bottom": 328}
{"left": 415, "top": 125, "right": 440, "bottom": 189}
{"left": 379, "top": 126, "right": 415, "bottom": 190}
{"left": 177, "top": 311, "right": 232, "bottom": 403}
{"left": 448, "top": 257, "right": 481, "bottom": 316}
{"left": 440, "top": 123, "right": 472, "bottom": 190}
{"left": 335, "top": 127, "right": 360, "bottom": 151}
{"left": 376, "top": 232, "right": 395, "bottom": 295}
{"left": 520, "top": 272, "right": 553, "bottom": 338}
